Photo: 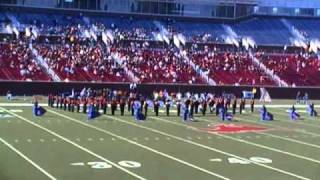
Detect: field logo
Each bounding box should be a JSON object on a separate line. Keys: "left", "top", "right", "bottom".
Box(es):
{"left": 203, "top": 123, "right": 268, "bottom": 134}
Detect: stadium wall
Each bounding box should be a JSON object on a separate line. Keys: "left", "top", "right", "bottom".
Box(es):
{"left": 0, "top": 81, "right": 318, "bottom": 100}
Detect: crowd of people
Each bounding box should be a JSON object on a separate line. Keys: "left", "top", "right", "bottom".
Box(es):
{"left": 257, "top": 52, "right": 320, "bottom": 86}
{"left": 35, "top": 42, "right": 128, "bottom": 82}
{"left": 0, "top": 40, "right": 50, "bottom": 81}
{"left": 1, "top": 12, "right": 225, "bottom": 44}
{"left": 2, "top": 12, "right": 320, "bottom": 86}
{"left": 190, "top": 47, "right": 275, "bottom": 86}
{"left": 3, "top": 35, "right": 320, "bottom": 86}
{"left": 116, "top": 46, "right": 204, "bottom": 84}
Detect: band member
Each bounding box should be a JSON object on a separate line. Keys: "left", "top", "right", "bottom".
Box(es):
{"left": 133, "top": 99, "right": 145, "bottom": 121}
{"left": 120, "top": 98, "right": 125, "bottom": 116}
{"left": 131, "top": 100, "right": 134, "bottom": 116}
{"left": 289, "top": 105, "right": 300, "bottom": 120}
{"left": 67, "top": 98, "right": 71, "bottom": 112}
{"left": 63, "top": 98, "right": 67, "bottom": 111}
{"left": 33, "top": 97, "right": 46, "bottom": 116}
{"left": 250, "top": 98, "right": 255, "bottom": 113}
{"left": 307, "top": 103, "right": 317, "bottom": 116}
{"left": 190, "top": 100, "right": 194, "bottom": 119}
{"left": 94, "top": 98, "right": 99, "bottom": 113}
{"left": 215, "top": 98, "right": 222, "bottom": 116}
{"left": 128, "top": 95, "right": 133, "bottom": 112}
{"left": 101, "top": 97, "right": 107, "bottom": 114}
{"left": 60, "top": 96, "right": 63, "bottom": 109}
{"left": 201, "top": 99, "right": 207, "bottom": 116}
{"left": 165, "top": 98, "right": 170, "bottom": 116}
{"left": 33, "top": 98, "right": 39, "bottom": 116}
{"left": 55, "top": 95, "right": 59, "bottom": 108}
{"left": 48, "top": 94, "right": 52, "bottom": 107}
{"left": 242, "top": 98, "right": 246, "bottom": 109}
{"left": 182, "top": 100, "right": 190, "bottom": 121}
{"left": 260, "top": 105, "right": 273, "bottom": 121}
{"left": 144, "top": 100, "right": 148, "bottom": 117}
{"left": 50, "top": 95, "right": 55, "bottom": 107}
{"left": 209, "top": 98, "right": 215, "bottom": 113}
{"left": 176, "top": 99, "right": 181, "bottom": 116}
{"left": 76, "top": 99, "right": 80, "bottom": 113}
{"left": 239, "top": 98, "right": 245, "bottom": 114}
{"left": 224, "top": 98, "right": 228, "bottom": 112}
{"left": 111, "top": 98, "right": 117, "bottom": 116}
{"left": 71, "top": 99, "right": 75, "bottom": 112}
{"left": 194, "top": 98, "right": 199, "bottom": 114}
{"left": 232, "top": 97, "right": 237, "bottom": 115}
{"left": 154, "top": 99, "right": 159, "bottom": 116}
{"left": 83, "top": 98, "right": 87, "bottom": 114}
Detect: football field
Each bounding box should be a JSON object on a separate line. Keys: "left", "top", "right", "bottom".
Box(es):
{"left": 0, "top": 98, "right": 320, "bottom": 180}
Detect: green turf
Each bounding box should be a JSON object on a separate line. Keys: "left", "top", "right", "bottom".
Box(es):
{"left": 0, "top": 99, "right": 320, "bottom": 180}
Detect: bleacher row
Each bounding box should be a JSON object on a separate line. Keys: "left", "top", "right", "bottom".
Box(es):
{"left": 2, "top": 11, "right": 320, "bottom": 44}
{"left": 0, "top": 11, "right": 320, "bottom": 86}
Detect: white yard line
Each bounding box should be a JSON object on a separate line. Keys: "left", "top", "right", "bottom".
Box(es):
{"left": 47, "top": 109, "right": 231, "bottom": 180}
{"left": 0, "top": 103, "right": 48, "bottom": 107}
{"left": 0, "top": 107, "right": 147, "bottom": 180}
{"left": 0, "top": 137, "right": 57, "bottom": 180}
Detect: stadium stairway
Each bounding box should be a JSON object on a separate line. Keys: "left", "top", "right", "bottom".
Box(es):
{"left": 182, "top": 50, "right": 215, "bottom": 85}
{"left": 30, "top": 44, "right": 60, "bottom": 82}
{"left": 249, "top": 52, "right": 288, "bottom": 87}
{"left": 111, "top": 52, "right": 137, "bottom": 83}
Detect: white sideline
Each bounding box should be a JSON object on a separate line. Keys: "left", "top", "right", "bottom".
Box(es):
{"left": 0, "top": 107, "right": 147, "bottom": 180}
{"left": 97, "top": 115, "right": 311, "bottom": 180}
{"left": 47, "top": 109, "right": 231, "bottom": 180}
{"left": 0, "top": 103, "right": 48, "bottom": 107}
{"left": 0, "top": 137, "right": 57, "bottom": 180}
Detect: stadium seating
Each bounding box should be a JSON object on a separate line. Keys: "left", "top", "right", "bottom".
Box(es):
{"left": 2, "top": 10, "right": 320, "bottom": 86}
{"left": 232, "top": 18, "right": 292, "bottom": 45}
{"left": 115, "top": 47, "right": 205, "bottom": 84}
{"left": 35, "top": 43, "right": 129, "bottom": 82}
{"left": 0, "top": 12, "right": 304, "bottom": 45}
{"left": 288, "top": 18, "right": 320, "bottom": 39}
{"left": 257, "top": 53, "right": 320, "bottom": 86}
{"left": 190, "top": 50, "right": 275, "bottom": 85}
{"left": 0, "top": 42, "right": 50, "bottom": 81}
